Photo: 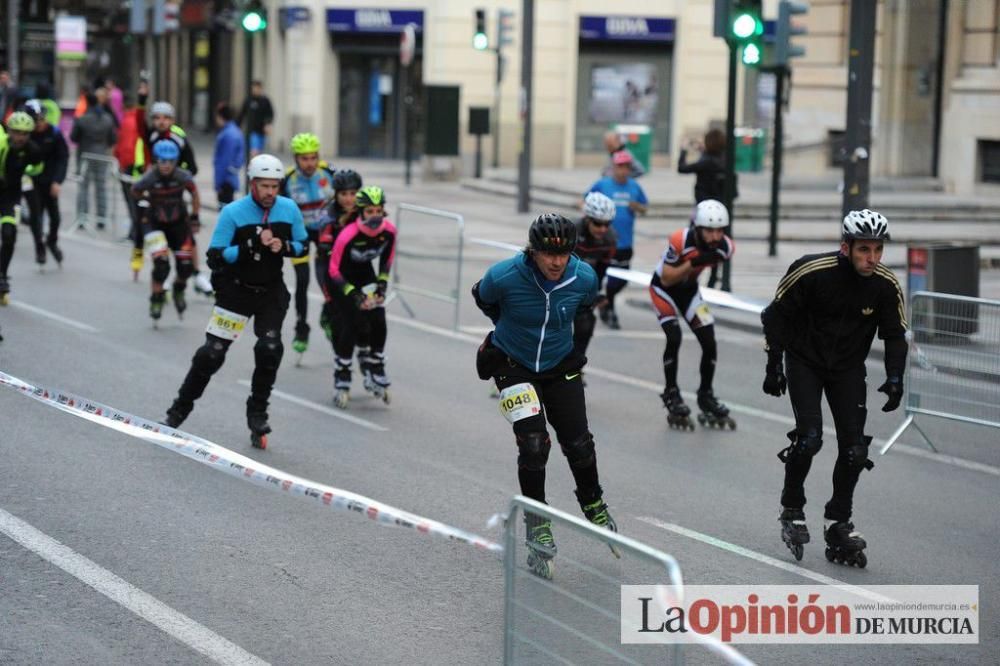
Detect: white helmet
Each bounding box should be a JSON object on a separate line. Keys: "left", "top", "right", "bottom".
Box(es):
{"left": 693, "top": 199, "right": 729, "bottom": 229}
{"left": 150, "top": 101, "right": 176, "bottom": 118}
{"left": 247, "top": 154, "right": 284, "bottom": 180}
{"left": 842, "top": 209, "right": 890, "bottom": 241}
{"left": 583, "top": 192, "right": 616, "bottom": 222}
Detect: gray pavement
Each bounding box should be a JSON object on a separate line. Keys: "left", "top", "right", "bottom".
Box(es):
{"left": 0, "top": 138, "right": 997, "bottom": 664}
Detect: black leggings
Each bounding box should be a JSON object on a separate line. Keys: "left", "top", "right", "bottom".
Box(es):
{"left": 781, "top": 356, "right": 869, "bottom": 521}
{"left": 660, "top": 321, "right": 717, "bottom": 393}
{"left": 604, "top": 247, "right": 633, "bottom": 310}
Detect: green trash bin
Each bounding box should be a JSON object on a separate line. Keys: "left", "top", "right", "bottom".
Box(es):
{"left": 613, "top": 124, "right": 652, "bottom": 174}
{"left": 734, "top": 127, "right": 766, "bottom": 172}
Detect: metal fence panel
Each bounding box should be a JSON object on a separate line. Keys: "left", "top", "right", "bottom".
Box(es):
{"left": 503, "top": 496, "right": 750, "bottom": 665}
{"left": 393, "top": 203, "right": 465, "bottom": 331}
{"left": 881, "top": 291, "right": 1000, "bottom": 454}
{"left": 70, "top": 152, "right": 127, "bottom": 237}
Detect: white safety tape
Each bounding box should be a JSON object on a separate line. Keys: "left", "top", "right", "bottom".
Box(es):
{"left": 0, "top": 371, "right": 502, "bottom": 554}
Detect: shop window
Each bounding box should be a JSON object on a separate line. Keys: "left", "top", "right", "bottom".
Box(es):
{"left": 978, "top": 140, "right": 1000, "bottom": 183}
{"left": 828, "top": 129, "right": 846, "bottom": 168}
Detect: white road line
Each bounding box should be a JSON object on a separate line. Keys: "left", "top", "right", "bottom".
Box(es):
{"left": 238, "top": 381, "right": 388, "bottom": 432}
{"left": 0, "top": 507, "right": 268, "bottom": 666}
{"left": 9, "top": 300, "right": 100, "bottom": 332}
{"left": 390, "top": 314, "right": 1000, "bottom": 477}
{"left": 636, "top": 516, "right": 895, "bottom": 603}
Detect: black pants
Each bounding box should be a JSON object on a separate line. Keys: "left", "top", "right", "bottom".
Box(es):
{"left": 781, "top": 356, "right": 869, "bottom": 522}
{"left": 292, "top": 228, "right": 320, "bottom": 325}
{"left": 173, "top": 279, "right": 290, "bottom": 417}
{"left": 493, "top": 354, "right": 601, "bottom": 506}
{"left": 604, "top": 247, "right": 633, "bottom": 311}
{"left": 332, "top": 295, "right": 386, "bottom": 360}
{"left": 217, "top": 183, "right": 235, "bottom": 206}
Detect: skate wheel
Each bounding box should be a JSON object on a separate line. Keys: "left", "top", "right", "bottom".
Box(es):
{"left": 527, "top": 554, "right": 554, "bottom": 580}
{"left": 251, "top": 433, "right": 267, "bottom": 450}
{"left": 697, "top": 414, "right": 707, "bottom": 426}
{"left": 728, "top": 420, "right": 737, "bottom": 430}
{"left": 825, "top": 548, "right": 835, "bottom": 562}
{"left": 793, "top": 544, "right": 803, "bottom": 561}
{"left": 382, "top": 390, "right": 391, "bottom": 405}
{"left": 855, "top": 552, "right": 867, "bottom": 568}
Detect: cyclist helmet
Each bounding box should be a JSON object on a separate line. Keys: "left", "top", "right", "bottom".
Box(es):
{"left": 247, "top": 154, "right": 285, "bottom": 180}
{"left": 356, "top": 185, "right": 386, "bottom": 209}
{"left": 23, "top": 99, "right": 43, "bottom": 120}
{"left": 692, "top": 199, "right": 729, "bottom": 229}
{"left": 150, "top": 101, "right": 176, "bottom": 118}
{"left": 290, "top": 132, "right": 321, "bottom": 155}
{"left": 6, "top": 111, "right": 36, "bottom": 133}
{"left": 528, "top": 213, "right": 576, "bottom": 254}
{"left": 153, "top": 140, "right": 180, "bottom": 162}
{"left": 842, "top": 209, "right": 890, "bottom": 241}
{"left": 583, "top": 191, "right": 616, "bottom": 223}
{"left": 333, "top": 169, "right": 363, "bottom": 191}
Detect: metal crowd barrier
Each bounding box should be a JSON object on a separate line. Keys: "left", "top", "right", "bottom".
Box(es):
{"left": 392, "top": 203, "right": 466, "bottom": 331}
{"left": 503, "top": 496, "right": 750, "bottom": 665}
{"left": 69, "top": 152, "right": 127, "bottom": 237}
{"left": 881, "top": 291, "right": 1000, "bottom": 454}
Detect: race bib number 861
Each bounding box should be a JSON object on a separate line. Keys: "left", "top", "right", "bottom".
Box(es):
{"left": 498, "top": 382, "right": 542, "bottom": 423}
{"left": 206, "top": 306, "right": 249, "bottom": 341}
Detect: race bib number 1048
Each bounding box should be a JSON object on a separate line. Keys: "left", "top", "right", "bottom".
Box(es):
{"left": 498, "top": 382, "right": 542, "bottom": 423}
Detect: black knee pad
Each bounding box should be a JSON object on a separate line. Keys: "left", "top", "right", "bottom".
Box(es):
{"left": 516, "top": 432, "right": 551, "bottom": 472}
{"left": 693, "top": 324, "right": 717, "bottom": 363}
{"left": 845, "top": 435, "right": 875, "bottom": 473}
{"left": 254, "top": 336, "right": 284, "bottom": 372}
{"left": 561, "top": 432, "right": 596, "bottom": 469}
{"left": 778, "top": 428, "right": 823, "bottom": 463}
{"left": 152, "top": 256, "right": 170, "bottom": 283}
{"left": 192, "top": 336, "right": 230, "bottom": 374}
{"left": 175, "top": 258, "right": 193, "bottom": 282}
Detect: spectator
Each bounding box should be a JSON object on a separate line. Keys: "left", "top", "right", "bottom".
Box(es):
{"left": 105, "top": 77, "right": 125, "bottom": 126}
{"left": 114, "top": 91, "right": 150, "bottom": 242}
{"left": 601, "top": 130, "right": 645, "bottom": 179}
{"left": 213, "top": 102, "right": 244, "bottom": 207}
{"left": 71, "top": 92, "right": 117, "bottom": 228}
{"left": 237, "top": 80, "right": 274, "bottom": 160}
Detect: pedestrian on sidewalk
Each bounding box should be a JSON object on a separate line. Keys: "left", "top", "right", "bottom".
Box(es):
{"left": 678, "top": 128, "right": 736, "bottom": 289}
{"left": 213, "top": 103, "right": 244, "bottom": 207}
{"left": 585, "top": 151, "right": 647, "bottom": 330}
{"left": 70, "top": 91, "right": 117, "bottom": 229}
{"left": 237, "top": 80, "right": 274, "bottom": 162}
{"left": 601, "top": 130, "right": 645, "bottom": 180}
{"left": 116, "top": 89, "right": 150, "bottom": 274}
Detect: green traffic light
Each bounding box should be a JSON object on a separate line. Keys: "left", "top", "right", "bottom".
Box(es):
{"left": 242, "top": 11, "right": 265, "bottom": 32}
{"left": 732, "top": 13, "right": 757, "bottom": 39}
{"left": 473, "top": 32, "right": 489, "bottom": 50}
{"left": 742, "top": 42, "right": 762, "bottom": 65}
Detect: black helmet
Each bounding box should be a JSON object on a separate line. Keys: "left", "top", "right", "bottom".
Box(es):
{"left": 528, "top": 213, "right": 576, "bottom": 254}
{"left": 333, "top": 169, "right": 363, "bottom": 192}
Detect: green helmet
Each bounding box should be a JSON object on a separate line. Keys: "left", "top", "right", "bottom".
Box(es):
{"left": 6, "top": 111, "right": 36, "bottom": 133}
{"left": 290, "top": 132, "right": 321, "bottom": 155}
{"left": 356, "top": 185, "right": 386, "bottom": 208}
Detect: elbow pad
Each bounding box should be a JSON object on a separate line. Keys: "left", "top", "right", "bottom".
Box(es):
{"left": 472, "top": 281, "right": 500, "bottom": 323}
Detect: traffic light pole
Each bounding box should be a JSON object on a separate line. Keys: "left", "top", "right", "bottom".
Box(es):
{"left": 768, "top": 66, "right": 787, "bottom": 257}
{"left": 841, "top": 0, "right": 877, "bottom": 217}
{"left": 516, "top": 0, "right": 534, "bottom": 214}
{"left": 493, "top": 49, "right": 502, "bottom": 169}
{"left": 720, "top": 39, "right": 738, "bottom": 292}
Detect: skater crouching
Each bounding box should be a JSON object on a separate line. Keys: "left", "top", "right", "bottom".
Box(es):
{"left": 762, "top": 210, "right": 907, "bottom": 566}
{"left": 648, "top": 199, "right": 735, "bottom": 431}
{"left": 162, "top": 154, "right": 306, "bottom": 449}
{"left": 472, "top": 213, "right": 618, "bottom": 579}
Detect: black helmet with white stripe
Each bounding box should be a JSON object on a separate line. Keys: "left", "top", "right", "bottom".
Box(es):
{"left": 842, "top": 209, "right": 890, "bottom": 241}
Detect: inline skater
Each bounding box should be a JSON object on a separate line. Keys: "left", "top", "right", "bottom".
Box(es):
{"left": 162, "top": 154, "right": 306, "bottom": 449}
{"left": 315, "top": 168, "right": 362, "bottom": 345}
{"left": 280, "top": 132, "right": 336, "bottom": 357}
{"left": 572, "top": 192, "right": 617, "bottom": 366}
{"left": 585, "top": 151, "right": 647, "bottom": 329}
{"left": 0, "top": 112, "right": 42, "bottom": 304}
{"left": 649, "top": 199, "right": 736, "bottom": 431}
{"left": 131, "top": 140, "right": 200, "bottom": 324}
{"left": 472, "top": 213, "right": 619, "bottom": 579}
{"left": 326, "top": 185, "right": 396, "bottom": 407}
{"left": 23, "top": 100, "right": 68, "bottom": 267}
{"left": 761, "top": 209, "right": 907, "bottom": 566}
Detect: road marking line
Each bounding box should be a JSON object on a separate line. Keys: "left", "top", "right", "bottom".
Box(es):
{"left": 0, "top": 507, "right": 268, "bottom": 665}
{"left": 10, "top": 300, "right": 100, "bottom": 332}
{"left": 239, "top": 381, "right": 388, "bottom": 432}
{"left": 390, "top": 314, "right": 1000, "bottom": 477}
{"left": 636, "top": 516, "right": 894, "bottom": 603}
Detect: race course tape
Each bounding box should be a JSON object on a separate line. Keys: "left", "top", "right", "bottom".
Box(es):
{"left": 0, "top": 371, "right": 502, "bottom": 554}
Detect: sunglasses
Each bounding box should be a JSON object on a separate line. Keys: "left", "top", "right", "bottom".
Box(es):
{"left": 589, "top": 221, "right": 610, "bottom": 228}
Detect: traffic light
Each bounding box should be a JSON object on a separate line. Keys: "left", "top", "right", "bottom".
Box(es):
{"left": 242, "top": 2, "right": 267, "bottom": 33}
{"left": 473, "top": 9, "right": 489, "bottom": 50}
{"left": 730, "top": 0, "right": 763, "bottom": 67}
{"left": 776, "top": 0, "right": 809, "bottom": 66}
{"left": 497, "top": 9, "right": 515, "bottom": 48}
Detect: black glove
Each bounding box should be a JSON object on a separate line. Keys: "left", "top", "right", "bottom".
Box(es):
{"left": 763, "top": 358, "right": 787, "bottom": 397}
{"left": 690, "top": 251, "right": 722, "bottom": 268}
{"left": 878, "top": 377, "right": 904, "bottom": 412}
{"left": 349, "top": 289, "right": 367, "bottom": 310}
{"left": 375, "top": 279, "right": 388, "bottom": 299}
